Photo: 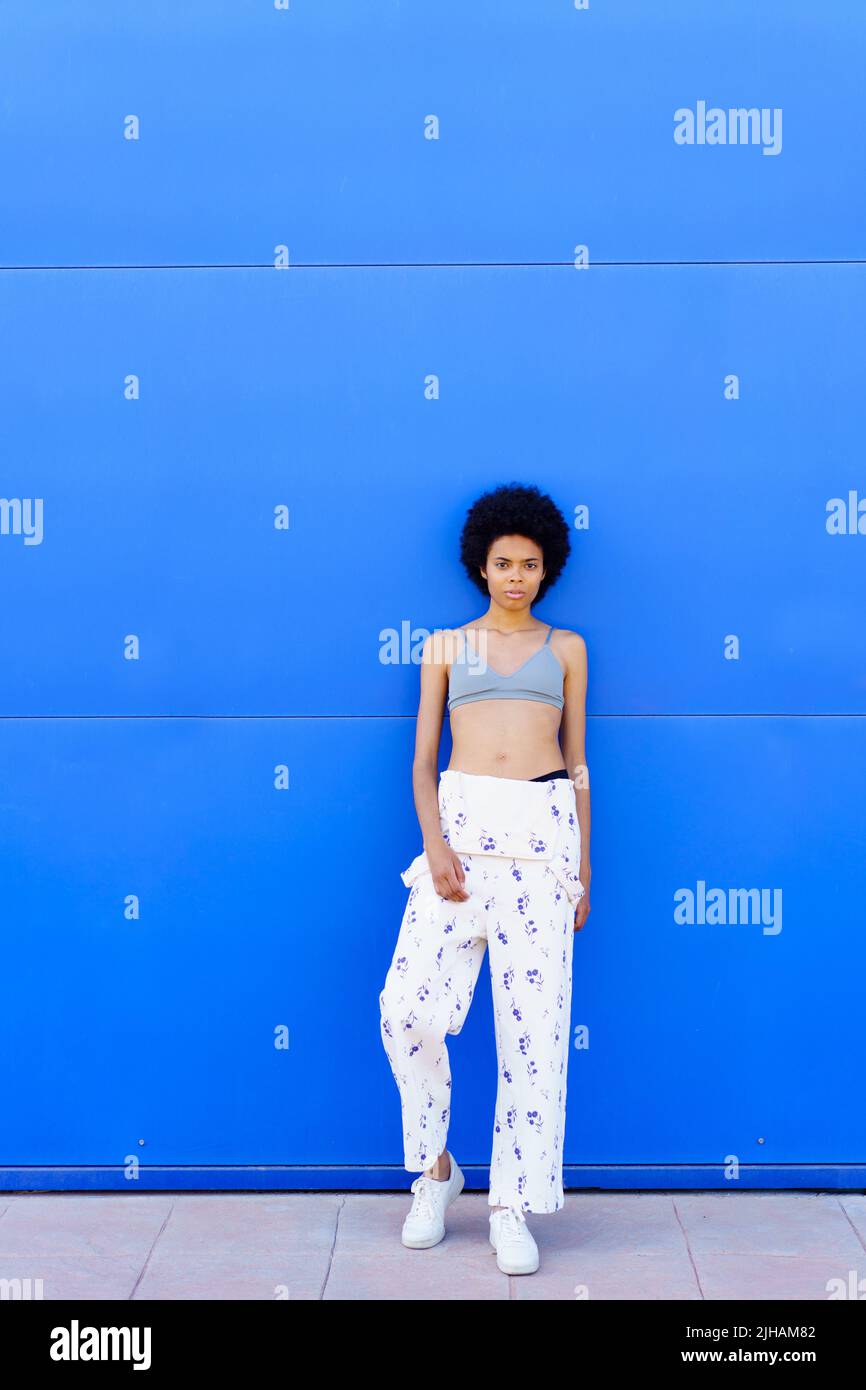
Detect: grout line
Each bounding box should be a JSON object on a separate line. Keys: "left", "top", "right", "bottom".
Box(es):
{"left": 672, "top": 1196, "right": 706, "bottom": 1300}
{"left": 319, "top": 1194, "right": 346, "bottom": 1301}
{"left": 128, "top": 1197, "right": 176, "bottom": 1301}
{"left": 836, "top": 1195, "right": 866, "bottom": 1255}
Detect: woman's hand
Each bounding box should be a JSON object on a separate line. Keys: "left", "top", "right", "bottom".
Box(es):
{"left": 425, "top": 840, "right": 470, "bottom": 902}
{"left": 573, "top": 870, "right": 591, "bottom": 932}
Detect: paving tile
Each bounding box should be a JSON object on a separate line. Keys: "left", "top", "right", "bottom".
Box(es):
{"left": 154, "top": 1194, "right": 340, "bottom": 1258}
{"left": 0, "top": 1256, "right": 143, "bottom": 1301}
{"left": 135, "top": 1250, "right": 331, "bottom": 1301}
{"left": 0, "top": 1195, "right": 172, "bottom": 1258}
{"left": 673, "top": 1193, "right": 861, "bottom": 1257}
{"left": 511, "top": 1249, "right": 702, "bottom": 1301}
{"left": 694, "top": 1252, "right": 863, "bottom": 1301}
{"left": 525, "top": 1193, "right": 686, "bottom": 1254}
{"left": 323, "top": 1248, "right": 509, "bottom": 1300}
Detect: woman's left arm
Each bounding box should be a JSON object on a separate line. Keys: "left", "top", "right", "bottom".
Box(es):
{"left": 559, "top": 632, "right": 591, "bottom": 927}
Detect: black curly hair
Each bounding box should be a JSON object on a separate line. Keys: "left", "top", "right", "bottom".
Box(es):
{"left": 458, "top": 482, "right": 571, "bottom": 602}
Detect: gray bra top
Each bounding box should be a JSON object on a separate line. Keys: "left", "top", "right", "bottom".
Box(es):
{"left": 447, "top": 624, "right": 565, "bottom": 713}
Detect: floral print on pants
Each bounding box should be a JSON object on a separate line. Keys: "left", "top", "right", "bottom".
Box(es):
{"left": 379, "top": 769, "right": 583, "bottom": 1215}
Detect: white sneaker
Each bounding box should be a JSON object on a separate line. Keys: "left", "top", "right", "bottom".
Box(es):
{"left": 401, "top": 1152, "right": 465, "bottom": 1249}
{"left": 489, "top": 1206, "right": 539, "bottom": 1274}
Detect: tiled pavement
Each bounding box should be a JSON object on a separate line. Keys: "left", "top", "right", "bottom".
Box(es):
{"left": 1, "top": 1190, "right": 864, "bottom": 1300}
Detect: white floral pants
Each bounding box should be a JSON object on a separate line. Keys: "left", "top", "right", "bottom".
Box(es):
{"left": 379, "top": 769, "right": 584, "bottom": 1215}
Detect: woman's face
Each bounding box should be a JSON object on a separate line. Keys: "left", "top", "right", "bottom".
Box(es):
{"left": 481, "top": 534, "right": 546, "bottom": 609}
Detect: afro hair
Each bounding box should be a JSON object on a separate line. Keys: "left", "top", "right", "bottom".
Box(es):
{"left": 458, "top": 482, "right": 571, "bottom": 601}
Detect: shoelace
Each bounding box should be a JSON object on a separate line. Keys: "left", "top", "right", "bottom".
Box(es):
{"left": 409, "top": 1175, "right": 439, "bottom": 1223}
{"left": 496, "top": 1207, "right": 528, "bottom": 1241}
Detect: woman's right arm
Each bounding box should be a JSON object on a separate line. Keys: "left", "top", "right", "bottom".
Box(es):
{"left": 410, "top": 631, "right": 469, "bottom": 901}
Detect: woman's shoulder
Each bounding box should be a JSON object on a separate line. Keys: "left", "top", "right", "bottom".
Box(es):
{"left": 549, "top": 627, "right": 587, "bottom": 661}
{"left": 420, "top": 625, "right": 471, "bottom": 668}
{"left": 549, "top": 624, "right": 584, "bottom": 641}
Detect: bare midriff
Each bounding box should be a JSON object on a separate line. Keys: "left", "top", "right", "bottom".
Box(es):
{"left": 446, "top": 699, "right": 565, "bottom": 781}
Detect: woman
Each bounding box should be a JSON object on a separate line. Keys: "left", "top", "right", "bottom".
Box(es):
{"left": 379, "top": 482, "right": 591, "bottom": 1276}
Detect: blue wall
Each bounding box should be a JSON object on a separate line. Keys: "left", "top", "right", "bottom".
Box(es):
{"left": 1, "top": 0, "right": 863, "bottom": 1190}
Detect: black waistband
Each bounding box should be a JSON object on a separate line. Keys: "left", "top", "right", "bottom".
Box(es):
{"left": 529, "top": 768, "right": 570, "bottom": 782}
